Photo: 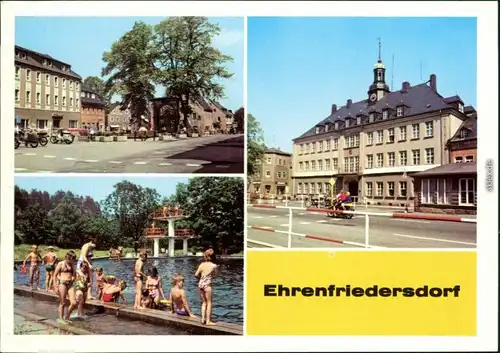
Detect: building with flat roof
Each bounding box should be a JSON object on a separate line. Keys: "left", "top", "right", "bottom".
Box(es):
{"left": 15, "top": 45, "right": 82, "bottom": 130}
{"left": 248, "top": 148, "right": 293, "bottom": 198}
{"left": 291, "top": 43, "right": 474, "bottom": 206}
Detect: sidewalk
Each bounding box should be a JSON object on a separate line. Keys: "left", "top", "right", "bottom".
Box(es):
{"left": 14, "top": 310, "right": 92, "bottom": 335}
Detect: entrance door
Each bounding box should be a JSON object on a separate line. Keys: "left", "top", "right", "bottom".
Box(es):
{"left": 348, "top": 180, "right": 359, "bottom": 197}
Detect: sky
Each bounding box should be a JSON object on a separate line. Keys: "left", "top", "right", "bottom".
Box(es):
{"left": 15, "top": 16, "right": 244, "bottom": 110}
{"left": 247, "top": 17, "right": 477, "bottom": 152}
{"left": 15, "top": 176, "right": 190, "bottom": 203}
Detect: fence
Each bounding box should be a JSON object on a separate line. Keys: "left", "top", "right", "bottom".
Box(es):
{"left": 247, "top": 204, "right": 477, "bottom": 249}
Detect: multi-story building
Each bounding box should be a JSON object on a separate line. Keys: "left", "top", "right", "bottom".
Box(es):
{"left": 292, "top": 49, "right": 474, "bottom": 205}
{"left": 80, "top": 84, "right": 106, "bottom": 130}
{"left": 446, "top": 111, "right": 477, "bottom": 163}
{"left": 248, "top": 148, "right": 293, "bottom": 197}
{"left": 107, "top": 103, "right": 132, "bottom": 131}
{"left": 14, "top": 45, "right": 82, "bottom": 130}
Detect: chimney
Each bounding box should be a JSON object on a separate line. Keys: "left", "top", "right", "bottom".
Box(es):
{"left": 430, "top": 74, "right": 437, "bottom": 92}
{"left": 402, "top": 81, "right": 410, "bottom": 91}
{"left": 346, "top": 99, "right": 352, "bottom": 108}
{"left": 331, "top": 104, "right": 337, "bottom": 114}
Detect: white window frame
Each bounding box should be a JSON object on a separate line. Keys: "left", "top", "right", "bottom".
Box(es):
{"left": 367, "top": 155, "right": 373, "bottom": 169}
{"left": 412, "top": 149, "right": 420, "bottom": 165}
{"left": 311, "top": 161, "right": 316, "bottom": 171}
{"left": 388, "top": 182, "right": 395, "bottom": 197}
{"left": 345, "top": 119, "right": 350, "bottom": 128}
{"left": 425, "top": 148, "right": 434, "bottom": 164}
{"left": 376, "top": 182, "right": 383, "bottom": 197}
{"left": 265, "top": 171, "right": 271, "bottom": 178}
{"left": 396, "top": 106, "right": 403, "bottom": 117}
{"left": 400, "top": 151, "right": 407, "bottom": 166}
{"left": 266, "top": 157, "right": 272, "bottom": 164}
{"left": 318, "top": 160, "right": 323, "bottom": 171}
{"left": 388, "top": 152, "right": 395, "bottom": 167}
{"left": 332, "top": 158, "right": 338, "bottom": 170}
{"left": 367, "top": 132, "right": 373, "bottom": 145}
{"left": 458, "top": 178, "right": 475, "bottom": 206}
{"left": 325, "top": 140, "right": 330, "bottom": 150}
{"left": 376, "top": 153, "right": 384, "bottom": 168}
{"left": 36, "top": 72, "right": 41, "bottom": 82}
{"left": 455, "top": 156, "right": 463, "bottom": 163}
{"left": 465, "top": 155, "right": 474, "bottom": 163}
{"left": 400, "top": 126, "right": 407, "bottom": 141}
{"left": 366, "top": 182, "right": 373, "bottom": 197}
{"left": 412, "top": 124, "right": 420, "bottom": 139}
{"left": 26, "top": 69, "right": 31, "bottom": 81}
{"left": 46, "top": 94, "right": 50, "bottom": 105}
{"left": 26, "top": 90, "right": 31, "bottom": 103}
{"left": 376, "top": 130, "right": 383, "bottom": 144}
{"left": 325, "top": 159, "right": 331, "bottom": 170}
{"left": 399, "top": 182, "right": 407, "bottom": 198}
{"left": 299, "top": 162, "right": 303, "bottom": 171}
{"left": 333, "top": 138, "right": 339, "bottom": 150}
{"left": 388, "top": 128, "right": 395, "bottom": 143}
{"left": 382, "top": 110, "right": 388, "bottom": 119}
{"left": 425, "top": 121, "right": 434, "bottom": 137}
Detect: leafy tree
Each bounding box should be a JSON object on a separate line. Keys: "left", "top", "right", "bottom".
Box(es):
{"left": 102, "top": 21, "right": 157, "bottom": 127}
{"left": 154, "top": 17, "right": 234, "bottom": 131}
{"left": 17, "top": 203, "right": 51, "bottom": 245}
{"left": 48, "top": 199, "right": 90, "bottom": 248}
{"left": 85, "top": 216, "right": 120, "bottom": 249}
{"left": 83, "top": 76, "right": 113, "bottom": 114}
{"left": 233, "top": 107, "right": 244, "bottom": 133}
{"left": 247, "top": 113, "right": 266, "bottom": 178}
{"left": 101, "top": 181, "right": 161, "bottom": 253}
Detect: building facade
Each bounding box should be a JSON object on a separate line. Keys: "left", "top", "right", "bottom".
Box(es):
{"left": 80, "top": 84, "right": 106, "bottom": 130}
{"left": 107, "top": 104, "right": 133, "bottom": 131}
{"left": 15, "top": 45, "right": 82, "bottom": 130}
{"left": 248, "top": 148, "right": 293, "bottom": 197}
{"left": 291, "top": 49, "right": 473, "bottom": 206}
{"left": 447, "top": 112, "right": 477, "bottom": 163}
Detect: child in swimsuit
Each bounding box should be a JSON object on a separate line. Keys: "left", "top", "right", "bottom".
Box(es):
{"left": 23, "top": 245, "right": 43, "bottom": 290}
{"left": 195, "top": 249, "right": 219, "bottom": 325}
{"left": 145, "top": 266, "right": 166, "bottom": 308}
{"left": 52, "top": 250, "right": 77, "bottom": 324}
{"left": 95, "top": 266, "right": 105, "bottom": 300}
{"left": 67, "top": 262, "right": 91, "bottom": 320}
{"left": 78, "top": 237, "right": 97, "bottom": 300}
{"left": 42, "top": 246, "right": 57, "bottom": 292}
{"left": 169, "top": 274, "right": 195, "bottom": 318}
{"left": 133, "top": 250, "right": 148, "bottom": 310}
{"left": 102, "top": 280, "right": 127, "bottom": 304}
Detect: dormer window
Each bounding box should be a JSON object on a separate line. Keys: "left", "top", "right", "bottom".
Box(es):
{"left": 91, "top": 94, "right": 96, "bottom": 99}
{"left": 48, "top": 61, "right": 52, "bottom": 67}
{"left": 43, "top": 59, "right": 47, "bottom": 65}
{"left": 325, "top": 124, "right": 329, "bottom": 132}
{"left": 15, "top": 50, "right": 19, "bottom": 57}
{"left": 382, "top": 110, "right": 388, "bottom": 120}
{"left": 356, "top": 117, "right": 361, "bottom": 125}
{"left": 335, "top": 122, "right": 339, "bottom": 130}
{"left": 369, "top": 113, "right": 375, "bottom": 123}
{"left": 458, "top": 103, "right": 464, "bottom": 113}
{"left": 396, "top": 106, "right": 404, "bottom": 117}
{"left": 460, "top": 129, "right": 469, "bottom": 138}
{"left": 81, "top": 92, "right": 85, "bottom": 98}
{"left": 62, "top": 65, "right": 66, "bottom": 71}
{"left": 315, "top": 127, "right": 320, "bottom": 134}
{"left": 345, "top": 119, "right": 350, "bottom": 128}
{"left": 21, "top": 52, "right": 26, "bottom": 59}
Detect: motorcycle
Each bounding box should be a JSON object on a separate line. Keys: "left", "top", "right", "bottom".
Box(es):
{"left": 16, "top": 130, "right": 39, "bottom": 148}
{"left": 327, "top": 202, "right": 355, "bottom": 219}
{"left": 35, "top": 131, "right": 48, "bottom": 146}
{"left": 50, "top": 131, "right": 75, "bottom": 145}
{"left": 15, "top": 135, "right": 20, "bottom": 149}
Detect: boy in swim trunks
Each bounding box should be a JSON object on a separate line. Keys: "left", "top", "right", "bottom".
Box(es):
{"left": 78, "top": 237, "right": 97, "bottom": 299}
{"left": 23, "top": 245, "right": 43, "bottom": 290}
{"left": 42, "top": 246, "right": 57, "bottom": 292}
{"left": 169, "top": 274, "right": 196, "bottom": 318}
{"left": 133, "top": 249, "right": 148, "bottom": 310}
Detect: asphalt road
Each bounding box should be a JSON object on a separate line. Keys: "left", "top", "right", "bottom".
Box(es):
{"left": 14, "top": 134, "right": 244, "bottom": 174}
{"left": 247, "top": 207, "right": 477, "bottom": 249}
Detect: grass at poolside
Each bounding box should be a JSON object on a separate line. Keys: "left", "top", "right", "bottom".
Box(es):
{"left": 14, "top": 244, "right": 243, "bottom": 261}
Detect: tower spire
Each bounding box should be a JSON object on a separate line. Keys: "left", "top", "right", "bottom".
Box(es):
{"left": 378, "top": 37, "right": 382, "bottom": 62}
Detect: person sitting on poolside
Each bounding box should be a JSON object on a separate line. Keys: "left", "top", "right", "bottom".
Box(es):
{"left": 102, "top": 280, "right": 127, "bottom": 304}
{"left": 169, "top": 274, "right": 196, "bottom": 318}
{"left": 145, "top": 266, "right": 166, "bottom": 308}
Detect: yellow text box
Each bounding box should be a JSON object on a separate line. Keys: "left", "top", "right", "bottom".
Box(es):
{"left": 246, "top": 251, "right": 476, "bottom": 335}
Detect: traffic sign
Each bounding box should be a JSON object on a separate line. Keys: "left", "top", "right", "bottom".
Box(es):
{"left": 15, "top": 116, "right": 21, "bottom": 124}
{"left": 329, "top": 177, "right": 336, "bottom": 186}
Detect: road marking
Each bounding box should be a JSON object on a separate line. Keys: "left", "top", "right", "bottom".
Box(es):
{"left": 153, "top": 151, "right": 164, "bottom": 155}
{"left": 24, "top": 153, "right": 37, "bottom": 156}
{"left": 134, "top": 161, "right": 148, "bottom": 165}
{"left": 252, "top": 216, "right": 263, "bottom": 219}
{"left": 279, "top": 224, "right": 289, "bottom": 227}
{"left": 14, "top": 168, "right": 28, "bottom": 172}
{"left": 215, "top": 165, "right": 230, "bottom": 168}
{"left": 393, "top": 219, "right": 430, "bottom": 224}
{"left": 64, "top": 157, "right": 77, "bottom": 161}
{"left": 43, "top": 155, "right": 56, "bottom": 158}
{"left": 109, "top": 161, "right": 122, "bottom": 164}
{"left": 84, "top": 160, "right": 99, "bottom": 163}
{"left": 299, "top": 222, "right": 311, "bottom": 225}
{"left": 186, "top": 164, "right": 201, "bottom": 167}
{"left": 299, "top": 213, "right": 306, "bottom": 215}
{"left": 316, "top": 220, "right": 328, "bottom": 223}
{"left": 158, "top": 162, "right": 173, "bottom": 166}
{"left": 393, "top": 233, "right": 476, "bottom": 246}
{"left": 36, "top": 171, "right": 54, "bottom": 173}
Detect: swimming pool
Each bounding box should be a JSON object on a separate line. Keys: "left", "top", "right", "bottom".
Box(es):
{"left": 14, "top": 257, "right": 244, "bottom": 324}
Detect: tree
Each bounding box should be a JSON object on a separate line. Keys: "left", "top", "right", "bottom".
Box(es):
{"left": 154, "top": 17, "right": 234, "bottom": 131}
{"left": 16, "top": 203, "right": 51, "bottom": 245}
{"left": 102, "top": 21, "right": 157, "bottom": 127}
{"left": 48, "top": 199, "right": 90, "bottom": 248}
{"left": 168, "top": 177, "right": 244, "bottom": 254}
{"left": 247, "top": 113, "right": 266, "bottom": 178}
{"left": 233, "top": 107, "right": 244, "bottom": 133}
{"left": 101, "top": 181, "right": 161, "bottom": 253}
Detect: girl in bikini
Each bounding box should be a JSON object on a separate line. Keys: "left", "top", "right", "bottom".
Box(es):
{"left": 195, "top": 249, "right": 219, "bottom": 325}
{"left": 67, "top": 262, "right": 91, "bottom": 320}
{"left": 102, "top": 280, "right": 127, "bottom": 304}
{"left": 133, "top": 249, "right": 148, "bottom": 310}
{"left": 23, "top": 245, "right": 43, "bottom": 290}
{"left": 145, "top": 266, "right": 166, "bottom": 308}
{"left": 52, "top": 250, "right": 77, "bottom": 324}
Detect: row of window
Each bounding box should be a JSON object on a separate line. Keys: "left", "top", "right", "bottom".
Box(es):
{"left": 257, "top": 157, "right": 292, "bottom": 165}
{"left": 296, "top": 182, "right": 333, "bottom": 195}
{"left": 455, "top": 156, "right": 474, "bottom": 163}
{"left": 299, "top": 121, "right": 435, "bottom": 154}
{"left": 255, "top": 171, "right": 288, "bottom": 179}
{"left": 15, "top": 67, "right": 80, "bottom": 90}
{"left": 23, "top": 119, "right": 80, "bottom": 130}
{"left": 421, "top": 178, "right": 476, "bottom": 206}
{"left": 297, "top": 148, "right": 436, "bottom": 173}
{"left": 15, "top": 89, "right": 79, "bottom": 108}
{"left": 365, "top": 181, "right": 409, "bottom": 198}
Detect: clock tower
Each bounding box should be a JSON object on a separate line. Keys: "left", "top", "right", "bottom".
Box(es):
{"left": 367, "top": 38, "right": 390, "bottom": 104}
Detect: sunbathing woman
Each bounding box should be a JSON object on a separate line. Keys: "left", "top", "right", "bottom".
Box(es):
{"left": 23, "top": 245, "right": 43, "bottom": 290}
{"left": 133, "top": 249, "right": 148, "bottom": 309}
{"left": 102, "top": 280, "right": 127, "bottom": 304}
{"left": 52, "top": 250, "right": 77, "bottom": 324}
{"left": 145, "top": 266, "right": 166, "bottom": 308}
{"left": 195, "top": 249, "right": 219, "bottom": 325}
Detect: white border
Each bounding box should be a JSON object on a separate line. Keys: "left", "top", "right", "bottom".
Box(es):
{"left": 1, "top": 1, "right": 498, "bottom": 352}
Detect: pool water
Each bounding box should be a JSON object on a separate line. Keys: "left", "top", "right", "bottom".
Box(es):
{"left": 14, "top": 257, "right": 243, "bottom": 324}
